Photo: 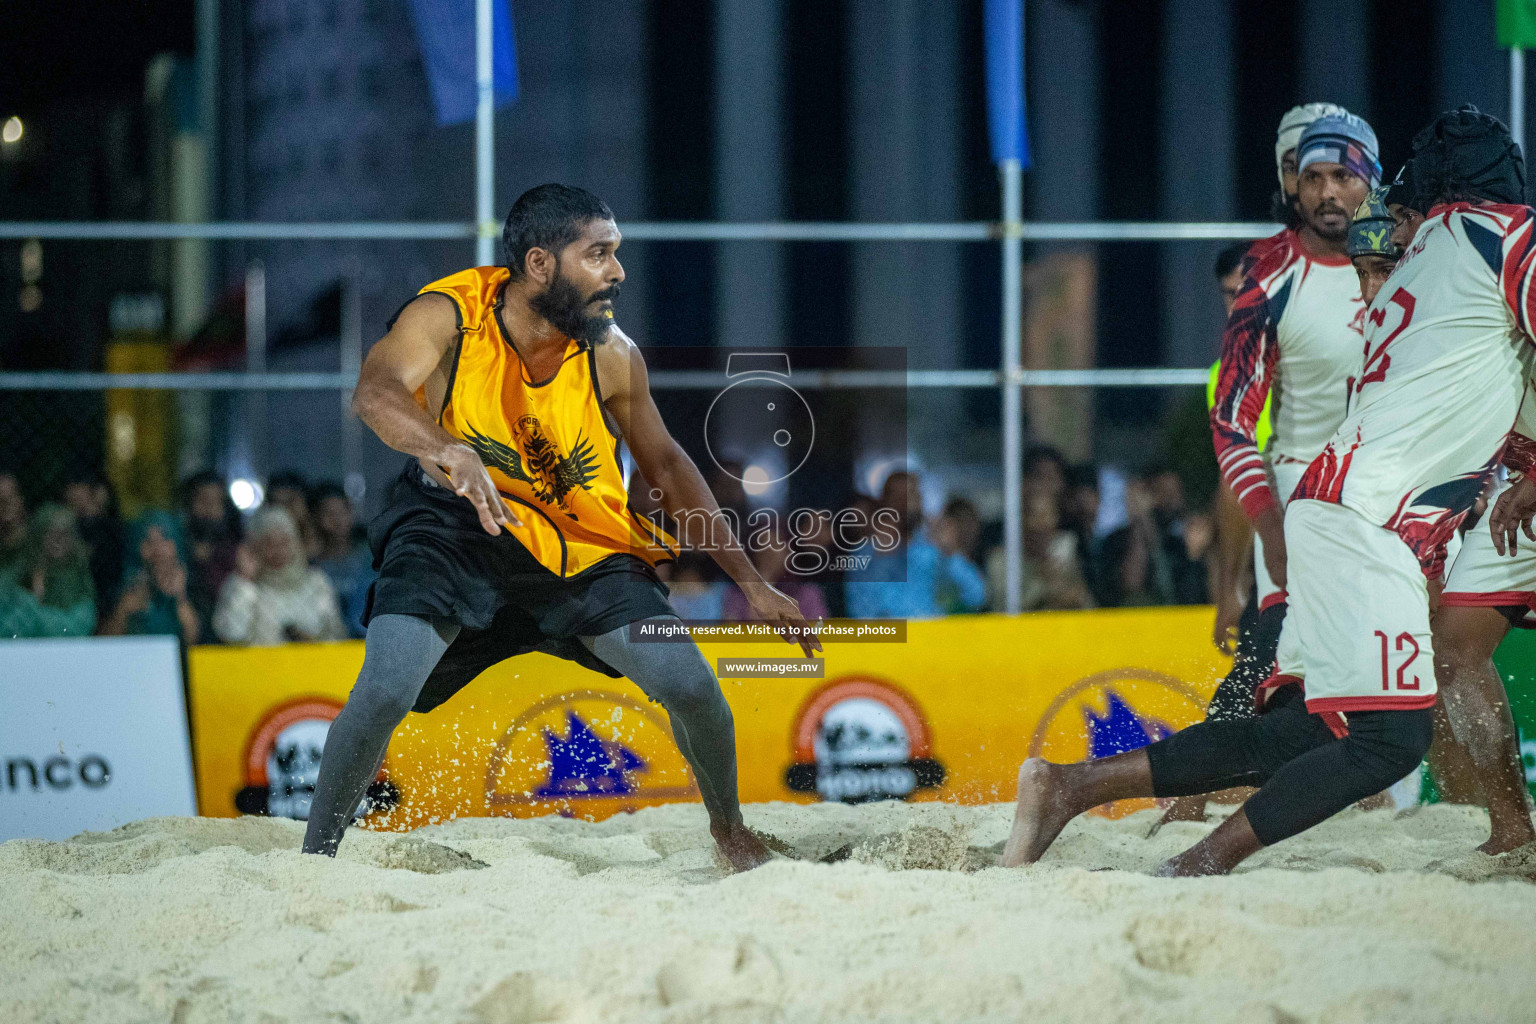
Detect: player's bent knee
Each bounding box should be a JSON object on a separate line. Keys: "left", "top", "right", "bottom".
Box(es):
{"left": 349, "top": 669, "right": 422, "bottom": 726}
{"left": 652, "top": 658, "right": 730, "bottom": 720}
{"left": 1350, "top": 708, "right": 1434, "bottom": 786}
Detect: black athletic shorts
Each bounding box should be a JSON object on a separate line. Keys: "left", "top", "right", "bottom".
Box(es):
{"left": 362, "top": 461, "right": 675, "bottom": 712}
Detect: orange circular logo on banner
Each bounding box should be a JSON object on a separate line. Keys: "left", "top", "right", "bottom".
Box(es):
{"left": 785, "top": 676, "right": 944, "bottom": 803}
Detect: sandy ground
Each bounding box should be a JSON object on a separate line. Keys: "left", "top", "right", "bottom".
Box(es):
{"left": 4, "top": 801, "right": 1536, "bottom": 1024}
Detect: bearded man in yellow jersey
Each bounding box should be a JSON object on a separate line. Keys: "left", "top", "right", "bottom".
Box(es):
{"left": 301, "top": 184, "right": 817, "bottom": 870}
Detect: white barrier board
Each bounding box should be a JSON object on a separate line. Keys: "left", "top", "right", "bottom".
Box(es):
{"left": 0, "top": 635, "right": 196, "bottom": 841}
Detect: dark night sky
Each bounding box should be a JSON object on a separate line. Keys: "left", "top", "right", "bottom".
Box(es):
{"left": 0, "top": 1, "right": 194, "bottom": 116}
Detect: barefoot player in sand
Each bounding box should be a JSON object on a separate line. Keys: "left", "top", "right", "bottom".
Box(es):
{"left": 1006, "top": 107, "right": 1535, "bottom": 876}
{"left": 302, "top": 183, "right": 818, "bottom": 870}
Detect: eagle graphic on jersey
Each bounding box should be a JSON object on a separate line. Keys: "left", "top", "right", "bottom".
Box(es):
{"left": 462, "top": 419, "right": 600, "bottom": 519}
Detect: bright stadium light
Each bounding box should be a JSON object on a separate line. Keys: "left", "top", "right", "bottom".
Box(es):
{"left": 1, "top": 117, "right": 22, "bottom": 144}
{"left": 229, "top": 478, "right": 263, "bottom": 511}
{"left": 741, "top": 463, "right": 772, "bottom": 496}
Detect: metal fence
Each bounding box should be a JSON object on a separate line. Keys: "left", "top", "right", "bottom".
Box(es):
{"left": 0, "top": 216, "right": 1265, "bottom": 613}
{"left": 0, "top": 0, "right": 1276, "bottom": 609}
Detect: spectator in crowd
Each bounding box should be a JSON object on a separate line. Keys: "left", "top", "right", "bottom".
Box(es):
{"left": 309, "top": 481, "right": 375, "bottom": 638}
{"left": 1097, "top": 468, "right": 1212, "bottom": 608}
{"left": 0, "top": 470, "right": 26, "bottom": 581}
{"left": 0, "top": 503, "right": 96, "bottom": 638}
{"left": 212, "top": 507, "right": 346, "bottom": 645}
{"left": 180, "top": 470, "right": 242, "bottom": 640}
{"left": 722, "top": 529, "right": 830, "bottom": 623}
{"left": 266, "top": 469, "right": 319, "bottom": 559}
{"left": 1146, "top": 466, "right": 1212, "bottom": 604}
{"left": 100, "top": 510, "right": 199, "bottom": 644}
{"left": 1061, "top": 463, "right": 1108, "bottom": 600}
{"left": 798, "top": 508, "right": 850, "bottom": 618}
{"left": 846, "top": 471, "right": 986, "bottom": 619}
{"left": 932, "top": 497, "right": 986, "bottom": 614}
{"left": 60, "top": 468, "right": 125, "bottom": 610}
{"left": 665, "top": 552, "right": 729, "bottom": 620}
{"left": 937, "top": 496, "right": 982, "bottom": 563}
{"left": 986, "top": 488, "right": 1094, "bottom": 612}
{"left": 1023, "top": 445, "right": 1069, "bottom": 504}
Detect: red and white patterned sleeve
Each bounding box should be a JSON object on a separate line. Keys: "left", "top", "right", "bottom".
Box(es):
{"left": 1497, "top": 206, "right": 1536, "bottom": 345}
{"left": 1210, "top": 257, "right": 1281, "bottom": 520}
{"left": 1505, "top": 382, "right": 1536, "bottom": 475}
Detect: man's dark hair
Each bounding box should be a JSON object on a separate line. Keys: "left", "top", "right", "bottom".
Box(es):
{"left": 1065, "top": 462, "right": 1099, "bottom": 493}
{"left": 307, "top": 480, "right": 348, "bottom": 509}
{"left": 1022, "top": 444, "right": 1068, "bottom": 478}
{"left": 266, "top": 469, "right": 308, "bottom": 495}
{"left": 1214, "top": 242, "right": 1247, "bottom": 281}
{"left": 501, "top": 183, "right": 615, "bottom": 280}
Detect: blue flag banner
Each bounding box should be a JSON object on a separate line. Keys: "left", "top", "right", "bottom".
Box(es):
{"left": 406, "top": 0, "right": 519, "bottom": 126}
{"left": 983, "top": 0, "right": 1031, "bottom": 168}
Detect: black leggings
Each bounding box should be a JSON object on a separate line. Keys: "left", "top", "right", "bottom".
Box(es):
{"left": 302, "top": 612, "right": 741, "bottom": 855}
{"left": 1147, "top": 685, "right": 1433, "bottom": 846}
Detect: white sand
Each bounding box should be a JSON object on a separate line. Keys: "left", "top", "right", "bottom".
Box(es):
{"left": 4, "top": 801, "right": 1536, "bottom": 1024}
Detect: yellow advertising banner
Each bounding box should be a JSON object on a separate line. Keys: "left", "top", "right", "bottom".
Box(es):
{"left": 187, "top": 609, "right": 1229, "bottom": 830}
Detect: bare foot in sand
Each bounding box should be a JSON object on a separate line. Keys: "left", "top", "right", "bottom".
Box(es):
{"left": 1152, "top": 848, "right": 1228, "bottom": 877}
{"left": 1152, "top": 807, "right": 1263, "bottom": 877}
{"left": 712, "top": 823, "right": 774, "bottom": 872}
{"left": 1478, "top": 798, "right": 1536, "bottom": 856}
{"left": 1478, "top": 827, "right": 1536, "bottom": 856}
{"left": 1001, "top": 759, "right": 1077, "bottom": 867}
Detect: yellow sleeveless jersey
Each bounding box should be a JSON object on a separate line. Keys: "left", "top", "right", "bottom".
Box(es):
{"left": 416, "top": 266, "right": 676, "bottom": 577}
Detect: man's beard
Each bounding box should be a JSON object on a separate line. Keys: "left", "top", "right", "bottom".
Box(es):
{"left": 529, "top": 268, "right": 619, "bottom": 346}
{"left": 1304, "top": 200, "right": 1350, "bottom": 242}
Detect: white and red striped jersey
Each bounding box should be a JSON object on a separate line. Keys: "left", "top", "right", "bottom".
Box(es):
{"left": 1296, "top": 203, "right": 1536, "bottom": 578}
{"left": 1211, "top": 229, "right": 1367, "bottom": 518}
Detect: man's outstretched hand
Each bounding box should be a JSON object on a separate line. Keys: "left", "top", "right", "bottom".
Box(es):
{"left": 1491, "top": 475, "right": 1536, "bottom": 556}
{"left": 740, "top": 581, "right": 822, "bottom": 657}
{"left": 419, "top": 446, "right": 522, "bottom": 536}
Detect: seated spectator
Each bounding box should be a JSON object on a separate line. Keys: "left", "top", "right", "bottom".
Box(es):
{"left": 931, "top": 498, "right": 987, "bottom": 614}
{"left": 310, "top": 481, "right": 375, "bottom": 638}
{"left": 1146, "top": 466, "right": 1211, "bottom": 604}
{"left": 1096, "top": 469, "right": 1210, "bottom": 608}
{"left": 986, "top": 489, "right": 1093, "bottom": 611}
{"left": 722, "top": 530, "right": 830, "bottom": 623}
{"left": 665, "top": 552, "right": 729, "bottom": 620}
{"left": 61, "top": 469, "right": 125, "bottom": 609}
{"left": 938, "top": 497, "right": 982, "bottom": 562}
{"left": 1062, "top": 463, "right": 1108, "bottom": 600}
{"left": 845, "top": 471, "right": 986, "bottom": 619}
{"left": 1023, "top": 445, "right": 1069, "bottom": 504}
{"left": 180, "top": 471, "right": 242, "bottom": 640}
{"left": 0, "top": 470, "right": 27, "bottom": 581}
{"left": 212, "top": 507, "right": 347, "bottom": 645}
{"left": 266, "top": 469, "right": 319, "bottom": 559}
{"left": 100, "top": 511, "right": 199, "bottom": 644}
{"left": 0, "top": 504, "right": 96, "bottom": 638}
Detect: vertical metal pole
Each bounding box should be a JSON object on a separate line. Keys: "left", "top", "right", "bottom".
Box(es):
{"left": 1513, "top": 48, "right": 1526, "bottom": 159}
{"left": 340, "top": 267, "right": 365, "bottom": 503}
{"left": 475, "top": 0, "right": 496, "bottom": 267}
{"left": 1001, "top": 158, "right": 1024, "bottom": 614}
{"left": 244, "top": 260, "right": 268, "bottom": 481}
